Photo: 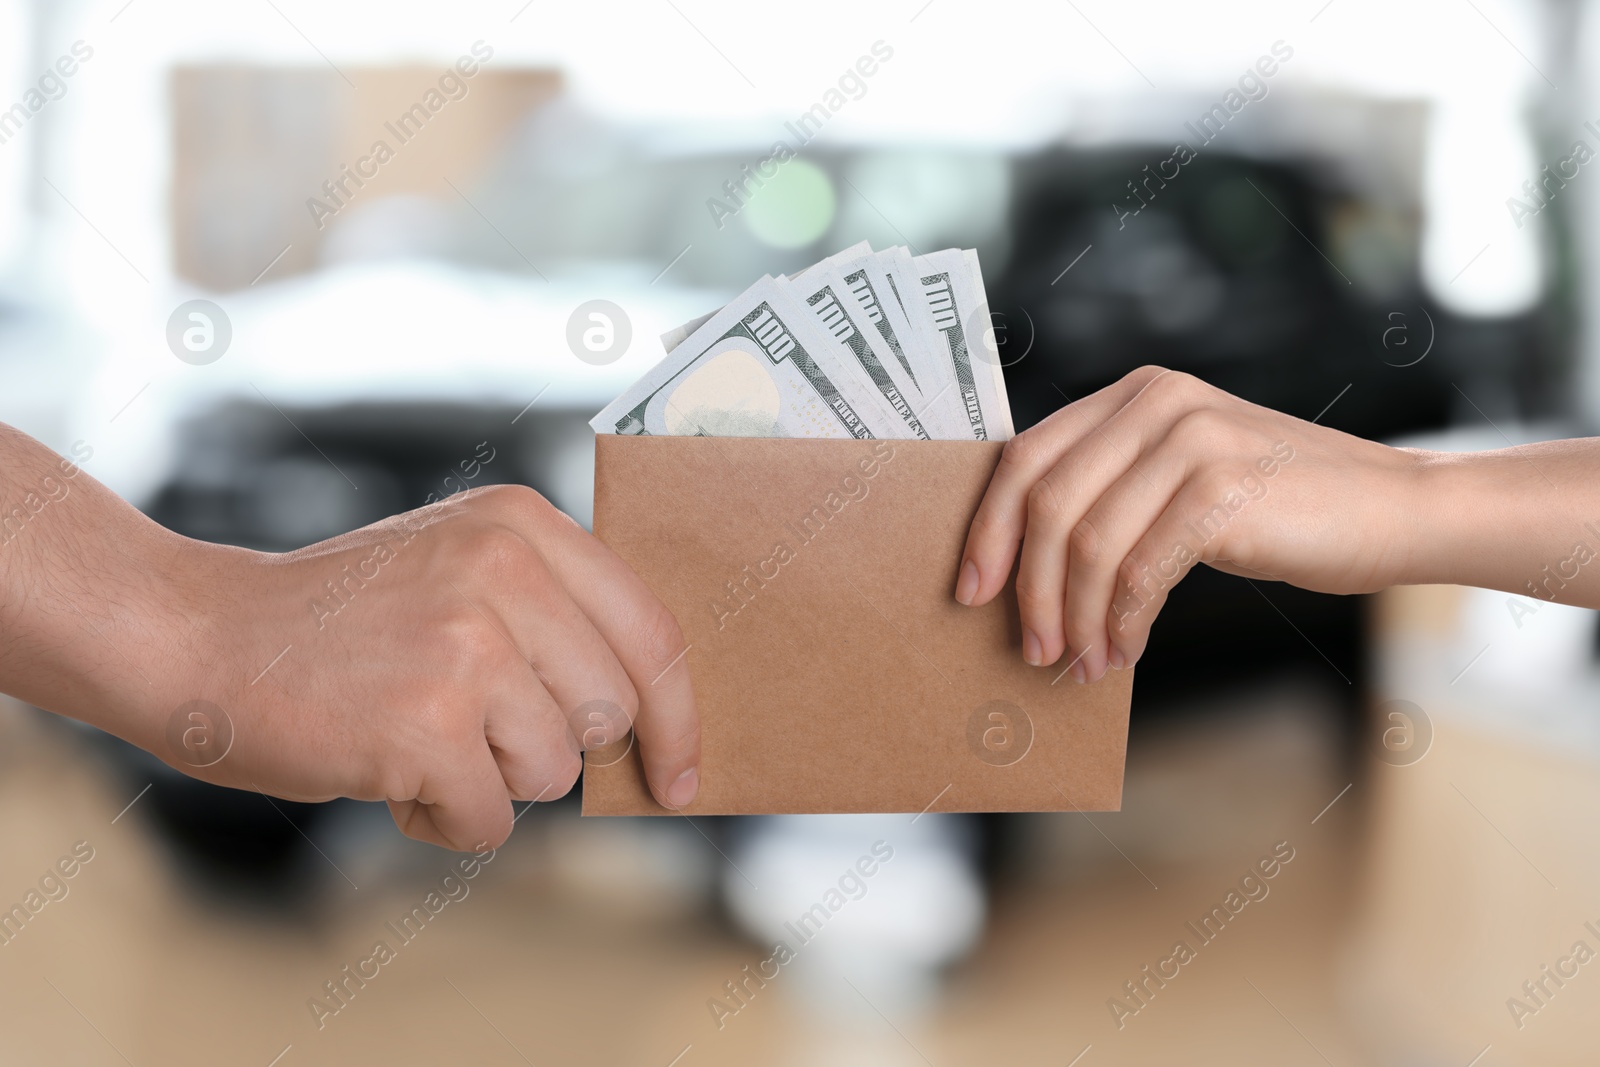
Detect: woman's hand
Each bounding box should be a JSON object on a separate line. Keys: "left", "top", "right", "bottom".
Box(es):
{"left": 954, "top": 366, "right": 1428, "bottom": 681}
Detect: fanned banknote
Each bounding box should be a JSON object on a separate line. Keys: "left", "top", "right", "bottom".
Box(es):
{"left": 829, "top": 254, "right": 921, "bottom": 387}
{"left": 601, "top": 243, "right": 1015, "bottom": 440}
{"left": 908, "top": 247, "right": 1015, "bottom": 441}
{"left": 829, "top": 248, "right": 969, "bottom": 439}
{"left": 781, "top": 272, "right": 931, "bottom": 441}
{"left": 591, "top": 275, "right": 900, "bottom": 439}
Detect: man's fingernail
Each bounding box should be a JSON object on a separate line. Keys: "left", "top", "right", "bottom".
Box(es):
{"left": 1023, "top": 628, "right": 1042, "bottom": 666}
{"left": 955, "top": 559, "right": 980, "bottom": 605}
{"left": 1071, "top": 660, "right": 1088, "bottom": 684}
{"left": 666, "top": 767, "right": 698, "bottom": 808}
{"left": 1108, "top": 646, "right": 1126, "bottom": 669}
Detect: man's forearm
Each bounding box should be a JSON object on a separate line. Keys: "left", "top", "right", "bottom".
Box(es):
{"left": 0, "top": 422, "right": 196, "bottom": 748}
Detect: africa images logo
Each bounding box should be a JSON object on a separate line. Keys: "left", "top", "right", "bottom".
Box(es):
{"left": 164, "top": 700, "right": 234, "bottom": 768}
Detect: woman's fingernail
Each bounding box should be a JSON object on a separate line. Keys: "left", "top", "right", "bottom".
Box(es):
{"left": 666, "top": 767, "right": 699, "bottom": 808}
{"left": 1023, "top": 628, "right": 1042, "bottom": 666}
{"left": 955, "top": 559, "right": 980, "bottom": 605}
{"left": 1071, "top": 659, "right": 1088, "bottom": 684}
{"left": 1108, "top": 646, "right": 1126, "bottom": 669}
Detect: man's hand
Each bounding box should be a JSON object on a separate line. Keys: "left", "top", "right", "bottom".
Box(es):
{"left": 954, "top": 366, "right": 1428, "bottom": 681}
{"left": 185, "top": 485, "right": 700, "bottom": 849}
{"left": 0, "top": 420, "right": 697, "bottom": 851}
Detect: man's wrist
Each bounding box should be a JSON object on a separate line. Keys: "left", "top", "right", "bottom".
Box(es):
{"left": 1, "top": 500, "right": 229, "bottom": 761}
{"left": 127, "top": 535, "right": 262, "bottom": 769}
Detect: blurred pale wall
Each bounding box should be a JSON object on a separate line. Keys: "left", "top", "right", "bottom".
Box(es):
{"left": 170, "top": 66, "right": 561, "bottom": 289}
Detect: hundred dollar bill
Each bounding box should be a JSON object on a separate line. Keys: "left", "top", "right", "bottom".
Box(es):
{"left": 782, "top": 272, "right": 929, "bottom": 440}
{"left": 833, "top": 251, "right": 970, "bottom": 439}
{"left": 954, "top": 246, "right": 1015, "bottom": 437}
{"left": 908, "top": 248, "right": 1015, "bottom": 441}
{"left": 875, "top": 246, "right": 960, "bottom": 422}
{"left": 592, "top": 275, "right": 898, "bottom": 439}
{"left": 876, "top": 246, "right": 920, "bottom": 321}
{"left": 829, "top": 255, "right": 919, "bottom": 388}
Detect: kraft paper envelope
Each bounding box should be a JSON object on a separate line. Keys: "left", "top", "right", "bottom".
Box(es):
{"left": 582, "top": 435, "right": 1134, "bottom": 816}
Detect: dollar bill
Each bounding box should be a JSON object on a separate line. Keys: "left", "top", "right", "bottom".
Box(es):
{"left": 873, "top": 246, "right": 962, "bottom": 430}
{"left": 877, "top": 246, "right": 920, "bottom": 319}
{"left": 831, "top": 255, "right": 919, "bottom": 387}
{"left": 907, "top": 248, "right": 1015, "bottom": 441}
{"left": 630, "top": 243, "right": 1015, "bottom": 440}
{"left": 782, "top": 272, "right": 931, "bottom": 440}
{"left": 952, "top": 246, "right": 1014, "bottom": 438}
{"left": 592, "top": 275, "right": 899, "bottom": 439}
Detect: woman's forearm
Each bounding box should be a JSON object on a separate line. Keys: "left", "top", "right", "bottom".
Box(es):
{"left": 1410, "top": 439, "right": 1600, "bottom": 607}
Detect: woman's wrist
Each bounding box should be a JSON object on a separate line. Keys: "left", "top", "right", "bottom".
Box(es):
{"left": 1400, "top": 442, "right": 1596, "bottom": 602}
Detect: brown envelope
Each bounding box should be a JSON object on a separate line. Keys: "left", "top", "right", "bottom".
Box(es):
{"left": 581, "top": 434, "right": 1134, "bottom": 816}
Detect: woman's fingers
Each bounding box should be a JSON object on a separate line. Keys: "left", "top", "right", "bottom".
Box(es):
{"left": 961, "top": 365, "right": 1290, "bottom": 676}
{"left": 1056, "top": 440, "right": 1192, "bottom": 680}
{"left": 1010, "top": 389, "right": 1200, "bottom": 667}
{"left": 1103, "top": 478, "right": 1241, "bottom": 669}
{"left": 957, "top": 365, "right": 1172, "bottom": 607}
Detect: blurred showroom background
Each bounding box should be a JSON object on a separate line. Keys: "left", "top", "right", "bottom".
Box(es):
{"left": 3, "top": 0, "right": 1600, "bottom": 1063}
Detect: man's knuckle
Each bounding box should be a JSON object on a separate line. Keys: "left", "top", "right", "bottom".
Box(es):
{"left": 436, "top": 610, "right": 483, "bottom": 662}
{"left": 648, "top": 717, "right": 698, "bottom": 767}
{"left": 455, "top": 522, "right": 531, "bottom": 582}
{"left": 638, "top": 603, "right": 686, "bottom": 672}
{"left": 431, "top": 612, "right": 507, "bottom": 692}
{"left": 420, "top": 697, "right": 480, "bottom": 752}
{"left": 512, "top": 750, "right": 581, "bottom": 801}
{"left": 614, "top": 683, "right": 641, "bottom": 726}
{"left": 470, "top": 483, "right": 551, "bottom": 517}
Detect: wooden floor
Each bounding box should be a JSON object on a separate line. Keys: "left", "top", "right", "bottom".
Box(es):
{"left": 0, "top": 664, "right": 1595, "bottom": 1066}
